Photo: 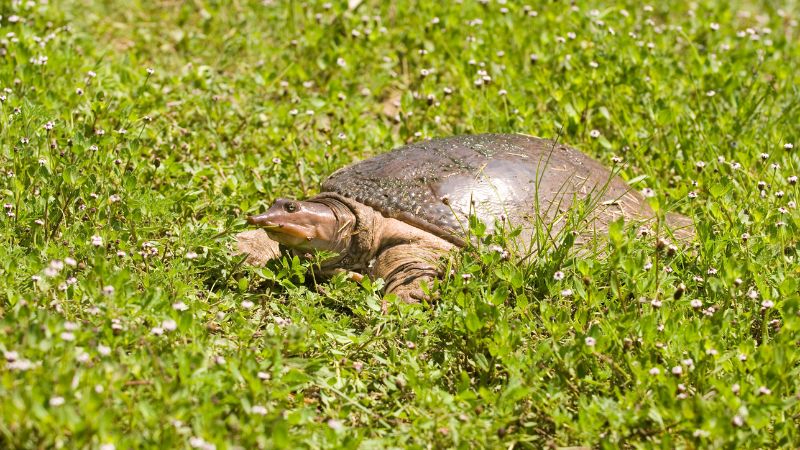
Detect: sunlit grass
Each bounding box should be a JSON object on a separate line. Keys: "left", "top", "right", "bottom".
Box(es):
{"left": 1, "top": 1, "right": 798, "bottom": 448}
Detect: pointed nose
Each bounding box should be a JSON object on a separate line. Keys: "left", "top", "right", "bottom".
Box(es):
{"left": 247, "top": 213, "right": 272, "bottom": 226}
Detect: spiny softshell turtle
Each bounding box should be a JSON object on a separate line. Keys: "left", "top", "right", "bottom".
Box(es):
{"left": 243, "top": 133, "right": 693, "bottom": 301}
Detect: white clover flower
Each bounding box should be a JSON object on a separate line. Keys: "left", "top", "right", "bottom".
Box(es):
{"left": 327, "top": 419, "right": 344, "bottom": 431}
{"left": 162, "top": 319, "right": 177, "bottom": 331}
{"left": 172, "top": 301, "right": 189, "bottom": 311}
{"left": 671, "top": 365, "right": 683, "bottom": 375}
{"left": 91, "top": 235, "right": 103, "bottom": 247}
{"left": 649, "top": 367, "right": 660, "bottom": 375}
{"left": 60, "top": 332, "right": 75, "bottom": 341}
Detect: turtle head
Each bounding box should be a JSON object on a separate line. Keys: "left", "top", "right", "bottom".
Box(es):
{"left": 247, "top": 199, "right": 344, "bottom": 252}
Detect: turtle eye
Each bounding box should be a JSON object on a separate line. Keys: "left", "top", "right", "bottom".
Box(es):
{"left": 283, "top": 202, "right": 298, "bottom": 213}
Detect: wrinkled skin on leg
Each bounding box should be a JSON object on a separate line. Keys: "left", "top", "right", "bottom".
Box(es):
{"left": 246, "top": 194, "right": 454, "bottom": 303}
{"left": 367, "top": 218, "right": 453, "bottom": 304}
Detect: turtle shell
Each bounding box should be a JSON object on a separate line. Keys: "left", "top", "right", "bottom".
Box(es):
{"left": 321, "top": 133, "right": 653, "bottom": 247}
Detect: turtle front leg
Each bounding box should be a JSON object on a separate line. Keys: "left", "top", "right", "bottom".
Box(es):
{"left": 370, "top": 242, "right": 449, "bottom": 305}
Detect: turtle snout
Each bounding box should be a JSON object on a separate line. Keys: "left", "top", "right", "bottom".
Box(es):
{"left": 247, "top": 213, "right": 275, "bottom": 227}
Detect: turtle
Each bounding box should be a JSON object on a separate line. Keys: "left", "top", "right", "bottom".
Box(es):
{"left": 242, "top": 133, "right": 693, "bottom": 302}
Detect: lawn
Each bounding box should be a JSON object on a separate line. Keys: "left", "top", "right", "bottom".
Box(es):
{"left": 1, "top": 0, "right": 799, "bottom": 448}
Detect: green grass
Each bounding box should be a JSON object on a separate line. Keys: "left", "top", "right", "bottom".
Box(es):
{"left": 1, "top": 0, "right": 799, "bottom": 448}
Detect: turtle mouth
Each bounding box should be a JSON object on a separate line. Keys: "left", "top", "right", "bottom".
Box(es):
{"left": 246, "top": 215, "right": 309, "bottom": 239}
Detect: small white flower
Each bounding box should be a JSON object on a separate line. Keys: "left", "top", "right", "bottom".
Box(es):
{"left": 641, "top": 188, "right": 656, "bottom": 198}
{"left": 649, "top": 367, "right": 660, "bottom": 376}
{"left": 185, "top": 251, "right": 199, "bottom": 260}
{"left": 758, "top": 386, "right": 771, "bottom": 395}
{"left": 553, "top": 271, "right": 565, "bottom": 281}
{"left": 49, "top": 396, "right": 65, "bottom": 407}
{"left": 251, "top": 405, "right": 268, "bottom": 415}
{"left": 257, "top": 371, "right": 271, "bottom": 380}
{"left": 761, "top": 300, "right": 774, "bottom": 309}
{"left": 99, "top": 444, "right": 116, "bottom": 450}
{"left": 732, "top": 415, "right": 744, "bottom": 427}
{"left": 710, "top": 22, "right": 720, "bottom": 31}
{"left": 8, "top": 359, "right": 35, "bottom": 371}
{"left": 589, "top": 129, "right": 601, "bottom": 138}
{"left": 97, "top": 344, "right": 111, "bottom": 356}
{"left": 327, "top": 419, "right": 344, "bottom": 431}
{"left": 162, "top": 319, "right": 177, "bottom": 331}
{"left": 784, "top": 143, "right": 794, "bottom": 149}
{"left": 146, "top": 68, "right": 155, "bottom": 75}
{"left": 651, "top": 299, "right": 662, "bottom": 308}
{"left": 241, "top": 300, "right": 255, "bottom": 309}
{"left": 151, "top": 327, "right": 164, "bottom": 336}
{"left": 91, "top": 235, "right": 103, "bottom": 247}
{"left": 172, "top": 301, "right": 189, "bottom": 311}
{"left": 584, "top": 337, "right": 596, "bottom": 347}
{"left": 560, "top": 289, "right": 573, "bottom": 297}
{"left": 671, "top": 365, "right": 683, "bottom": 375}
{"left": 60, "top": 332, "right": 75, "bottom": 341}
{"left": 690, "top": 299, "right": 702, "bottom": 309}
